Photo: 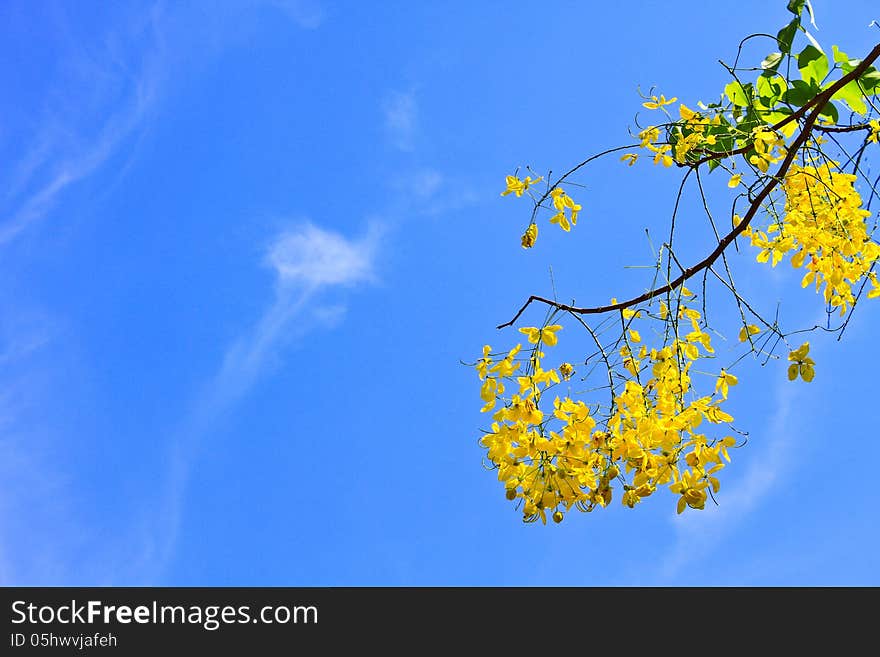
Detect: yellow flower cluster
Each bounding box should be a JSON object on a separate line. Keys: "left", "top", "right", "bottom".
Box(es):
{"left": 671, "top": 104, "right": 721, "bottom": 163}
{"left": 548, "top": 187, "right": 581, "bottom": 232}
{"left": 743, "top": 162, "right": 879, "bottom": 314}
{"left": 633, "top": 101, "right": 725, "bottom": 167}
{"left": 521, "top": 223, "right": 537, "bottom": 249}
{"left": 636, "top": 125, "right": 672, "bottom": 167}
{"left": 629, "top": 101, "right": 793, "bottom": 172}
{"left": 747, "top": 127, "right": 787, "bottom": 173}
{"left": 501, "top": 175, "right": 582, "bottom": 247}
{"left": 476, "top": 304, "right": 739, "bottom": 523}
{"left": 787, "top": 342, "right": 815, "bottom": 382}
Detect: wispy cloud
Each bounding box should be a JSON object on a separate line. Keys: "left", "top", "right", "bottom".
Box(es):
{"left": 144, "top": 222, "right": 380, "bottom": 581}
{"left": 406, "top": 169, "right": 444, "bottom": 200}
{"left": 0, "top": 0, "right": 325, "bottom": 246}
{"left": 383, "top": 90, "right": 418, "bottom": 151}
{"left": 0, "top": 2, "right": 336, "bottom": 585}
{"left": 0, "top": 6, "right": 164, "bottom": 245}
{"left": 388, "top": 167, "right": 482, "bottom": 220}
{"left": 0, "top": 310, "right": 78, "bottom": 585}
{"left": 190, "top": 222, "right": 379, "bottom": 414}
{"left": 658, "top": 381, "right": 796, "bottom": 583}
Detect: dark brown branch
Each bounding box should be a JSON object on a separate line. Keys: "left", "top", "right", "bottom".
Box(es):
{"left": 815, "top": 123, "right": 873, "bottom": 133}
{"left": 497, "top": 42, "right": 880, "bottom": 330}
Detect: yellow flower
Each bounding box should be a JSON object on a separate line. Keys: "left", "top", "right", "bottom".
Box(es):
{"left": 642, "top": 94, "right": 678, "bottom": 109}
{"left": 728, "top": 173, "right": 742, "bottom": 188}
{"left": 549, "top": 211, "right": 571, "bottom": 232}
{"left": 715, "top": 369, "right": 738, "bottom": 399}
{"left": 868, "top": 119, "right": 879, "bottom": 144}
{"left": 548, "top": 187, "right": 581, "bottom": 230}
{"left": 518, "top": 324, "right": 563, "bottom": 346}
{"left": 521, "top": 223, "right": 537, "bottom": 248}
{"left": 787, "top": 342, "right": 816, "bottom": 382}
{"left": 749, "top": 154, "right": 770, "bottom": 173}
{"left": 558, "top": 362, "right": 574, "bottom": 379}
{"left": 480, "top": 377, "right": 504, "bottom": 412}
{"left": 651, "top": 144, "right": 674, "bottom": 167}
{"left": 622, "top": 488, "right": 641, "bottom": 508}
{"left": 480, "top": 377, "right": 497, "bottom": 402}
{"left": 679, "top": 104, "right": 697, "bottom": 120}
{"left": 489, "top": 345, "right": 521, "bottom": 377}
{"left": 621, "top": 153, "right": 639, "bottom": 166}
{"left": 670, "top": 470, "right": 709, "bottom": 513}
{"left": 476, "top": 344, "right": 492, "bottom": 380}
{"left": 638, "top": 126, "right": 660, "bottom": 146}
{"left": 501, "top": 174, "right": 542, "bottom": 197}
{"left": 705, "top": 404, "right": 734, "bottom": 424}
{"left": 738, "top": 324, "right": 760, "bottom": 342}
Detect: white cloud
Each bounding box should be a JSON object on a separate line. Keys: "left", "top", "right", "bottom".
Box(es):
{"left": 0, "top": 221, "right": 380, "bottom": 585}
{"left": 383, "top": 91, "right": 418, "bottom": 151}
{"left": 143, "top": 221, "right": 379, "bottom": 581}
{"left": 268, "top": 222, "right": 379, "bottom": 289}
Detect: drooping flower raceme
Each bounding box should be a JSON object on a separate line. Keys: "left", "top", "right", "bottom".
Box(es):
{"left": 501, "top": 175, "right": 583, "bottom": 246}
{"left": 743, "top": 162, "right": 880, "bottom": 315}
{"left": 476, "top": 301, "right": 739, "bottom": 524}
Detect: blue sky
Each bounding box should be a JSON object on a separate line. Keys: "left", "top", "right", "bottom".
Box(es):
{"left": 1, "top": 0, "right": 878, "bottom": 586}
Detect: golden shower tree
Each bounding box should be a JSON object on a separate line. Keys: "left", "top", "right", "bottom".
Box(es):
{"left": 475, "top": 0, "right": 880, "bottom": 523}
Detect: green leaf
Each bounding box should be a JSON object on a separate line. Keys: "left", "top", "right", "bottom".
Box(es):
{"left": 724, "top": 81, "right": 753, "bottom": 107}
{"left": 756, "top": 73, "right": 786, "bottom": 108}
{"left": 736, "top": 106, "right": 761, "bottom": 136}
{"left": 798, "top": 45, "right": 828, "bottom": 85}
{"left": 777, "top": 19, "right": 799, "bottom": 55}
{"left": 716, "top": 135, "right": 735, "bottom": 155}
{"left": 762, "top": 108, "right": 796, "bottom": 136}
{"left": 859, "top": 68, "right": 880, "bottom": 94}
{"left": 831, "top": 45, "right": 859, "bottom": 73}
{"left": 782, "top": 79, "right": 817, "bottom": 107}
{"left": 761, "top": 52, "right": 784, "bottom": 73}
{"left": 819, "top": 101, "right": 838, "bottom": 123}
{"left": 763, "top": 108, "right": 792, "bottom": 125}
{"left": 831, "top": 80, "right": 868, "bottom": 116}
{"left": 787, "top": 0, "right": 805, "bottom": 16}
{"left": 707, "top": 158, "right": 720, "bottom": 172}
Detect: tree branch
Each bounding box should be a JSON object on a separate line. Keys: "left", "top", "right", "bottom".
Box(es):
{"left": 498, "top": 43, "right": 880, "bottom": 330}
